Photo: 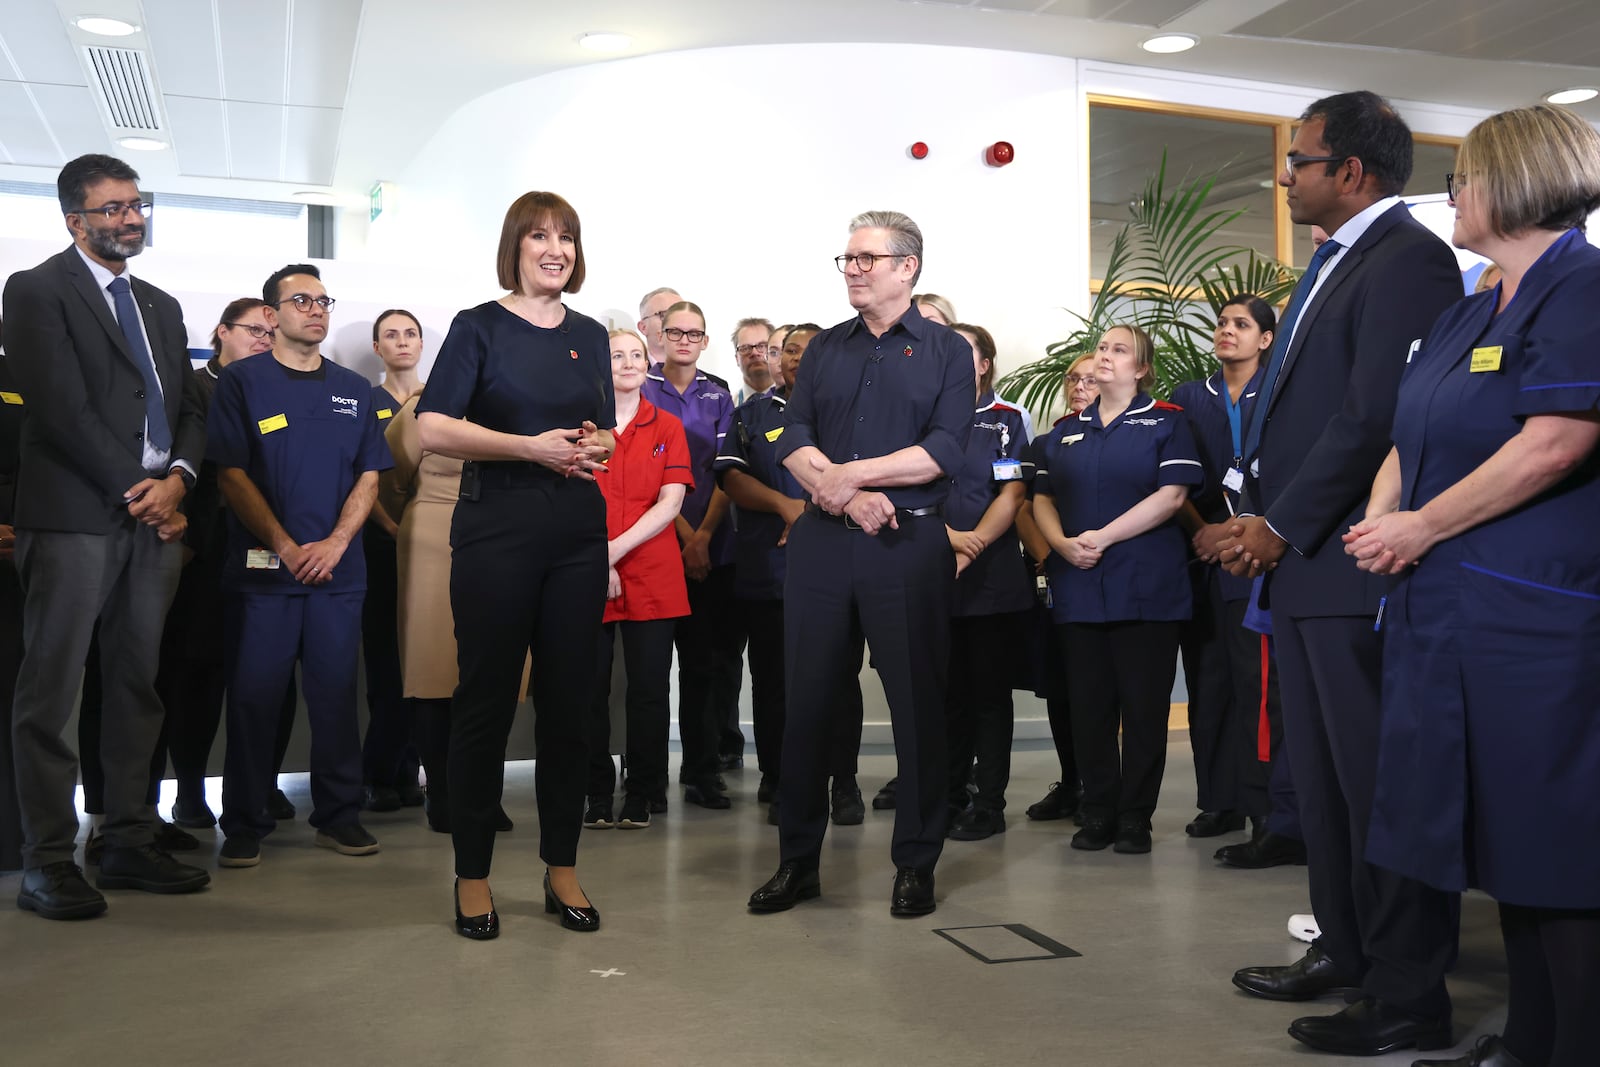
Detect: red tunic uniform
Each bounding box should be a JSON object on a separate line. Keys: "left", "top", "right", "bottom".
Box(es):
{"left": 598, "top": 397, "right": 694, "bottom": 623}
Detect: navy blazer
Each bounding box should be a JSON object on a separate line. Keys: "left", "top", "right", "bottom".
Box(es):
{"left": 1, "top": 246, "right": 205, "bottom": 533}
{"left": 1244, "top": 203, "right": 1460, "bottom": 617}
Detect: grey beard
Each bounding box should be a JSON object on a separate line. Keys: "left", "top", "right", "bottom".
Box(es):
{"left": 87, "top": 225, "right": 145, "bottom": 261}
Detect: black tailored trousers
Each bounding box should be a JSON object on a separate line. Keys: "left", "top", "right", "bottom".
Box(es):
{"left": 586, "top": 618, "right": 676, "bottom": 800}
{"left": 360, "top": 530, "right": 416, "bottom": 789}
{"left": 778, "top": 512, "right": 952, "bottom": 873}
{"left": 745, "top": 596, "right": 865, "bottom": 789}
{"left": 673, "top": 562, "right": 740, "bottom": 785}
{"left": 945, "top": 610, "right": 1028, "bottom": 811}
{"left": 448, "top": 475, "right": 606, "bottom": 878}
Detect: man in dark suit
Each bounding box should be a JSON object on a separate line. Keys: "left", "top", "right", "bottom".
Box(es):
{"left": 4, "top": 153, "right": 211, "bottom": 920}
{"left": 1214, "top": 93, "right": 1462, "bottom": 1055}
{"left": 0, "top": 322, "right": 25, "bottom": 873}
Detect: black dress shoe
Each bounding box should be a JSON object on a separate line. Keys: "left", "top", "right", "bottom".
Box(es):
{"left": 683, "top": 780, "right": 731, "bottom": 810}
{"left": 364, "top": 785, "right": 402, "bottom": 812}
{"left": 949, "top": 806, "right": 1006, "bottom": 841}
{"left": 1071, "top": 817, "right": 1115, "bottom": 851}
{"left": 1414, "top": 1034, "right": 1527, "bottom": 1067}
{"left": 757, "top": 775, "right": 777, "bottom": 804}
{"left": 1233, "top": 944, "right": 1361, "bottom": 1001}
{"left": 718, "top": 753, "right": 744, "bottom": 771}
{"left": 1289, "top": 997, "right": 1452, "bottom": 1055}
{"left": 1215, "top": 830, "right": 1307, "bottom": 868}
{"left": 169, "top": 797, "right": 217, "bottom": 829}
{"left": 495, "top": 806, "right": 515, "bottom": 832}
{"left": 1185, "top": 810, "right": 1246, "bottom": 837}
{"left": 871, "top": 778, "right": 898, "bottom": 810}
{"left": 265, "top": 788, "right": 296, "bottom": 821}
{"left": 397, "top": 782, "right": 426, "bottom": 807}
{"left": 1025, "top": 781, "right": 1080, "bottom": 821}
{"left": 96, "top": 844, "right": 211, "bottom": 894}
{"left": 544, "top": 870, "right": 600, "bottom": 932}
{"left": 425, "top": 792, "right": 450, "bottom": 834}
{"left": 748, "top": 862, "right": 821, "bottom": 912}
{"left": 1113, "top": 818, "right": 1153, "bottom": 854}
{"left": 767, "top": 799, "right": 780, "bottom": 826}
{"left": 830, "top": 786, "right": 865, "bottom": 826}
{"left": 890, "top": 867, "right": 935, "bottom": 917}
{"left": 17, "top": 862, "right": 107, "bottom": 920}
{"left": 454, "top": 879, "right": 498, "bottom": 941}
{"left": 154, "top": 819, "right": 200, "bottom": 852}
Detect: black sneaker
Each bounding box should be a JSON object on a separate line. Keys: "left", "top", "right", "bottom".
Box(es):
{"left": 830, "top": 785, "right": 865, "bottom": 826}
{"left": 219, "top": 833, "right": 261, "bottom": 868}
{"left": 1071, "top": 817, "right": 1116, "bottom": 851}
{"left": 871, "top": 777, "right": 898, "bottom": 810}
{"left": 1025, "top": 781, "right": 1080, "bottom": 821}
{"left": 949, "top": 807, "right": 1006, "bottom": 841}
{"left": 583, "top": 796, "right": 615, "bottom": 829}
{"left": 683, "top": 779, "right": 731, "bottom": 810}
{"left": 265, "top": 788, "right": 296, "bottom": 821}
{"left": 315, "top": 822, "right": 380, "bottom": 856}
{"left": 617, "top": 794, "right": 651, "bottom": 829}
{"left": 364, "top": 786, "right": 402, "bottom": 812}
{"left": 1114, "top": 817, "right": 1153, "bottom": 854}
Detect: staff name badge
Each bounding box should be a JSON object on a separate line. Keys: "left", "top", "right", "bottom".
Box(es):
{"left": 1222, "top": 467, "right": 1245, "bottom": 492}
{"left": 993, "top": 458, "right": 1024, "bottom": 482}
{"left": 764, "top": 427, "right": 784, "bottom": 443}
{"left": 245, "top": 548, "right": 281, "bottom": 570}
{"left": 376, "top": 407, "right": 393, "bottom": 420}
{"left": 1469, "top": 346, "right": 1503, "bottom": 373}
{"left": 258, "top": 413, "right": 289, "bottom": 435}
{"left": 1062, "top": 433, "right": 1084, "bottom": 446}
{"left": 0, "top": 391, "right": 22, "bottom": 406}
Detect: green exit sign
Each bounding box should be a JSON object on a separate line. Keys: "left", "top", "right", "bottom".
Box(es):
{"left": 369, "top": 181, "right": 385, "bottom": 222}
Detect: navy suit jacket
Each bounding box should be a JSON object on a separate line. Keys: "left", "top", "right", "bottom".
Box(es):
{"left": 1, "top": 246, "right": 204, "bottom": 533}
{"left": 1244, "top": 203, "right": 1460, "bottom": 617}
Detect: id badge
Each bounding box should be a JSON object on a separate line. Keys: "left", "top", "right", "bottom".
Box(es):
{"left": 1222, "top": 467, "right": 1244, "bottom": 493}
{"left": 993, "top": 458, "right": 1024, "bottom": 482}
{"left": 246, "top": 548, "right": 281, "bottom": 570}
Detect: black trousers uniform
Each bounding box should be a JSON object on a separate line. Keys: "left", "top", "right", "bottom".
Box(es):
{"left": 586, "top": 619, "right": 676, "bottom": 801}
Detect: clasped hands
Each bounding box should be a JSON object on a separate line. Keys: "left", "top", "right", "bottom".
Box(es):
{"left": 529, "top": 421, "right": 612, "bottom": 481}
{"left": 808, "top": 455, "right": 896, "bottom": 535}
{"left": 1197, "top": 515, "right": 1287, "bottom": 577}
{"left": 1341, "top": 510, "right": 1435, "bottom": 575}
{"left": 124, "top": 473, "right": 188, "bottom": 543}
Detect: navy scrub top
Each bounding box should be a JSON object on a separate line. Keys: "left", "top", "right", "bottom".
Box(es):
{"left": 1170, "top": 368, "right": 1264, "bottom": 602}
{"left": 948, "top": 391, "right": 1035, "bottom": 617}
{"left": 714, "top": 389, "right": 805, "bottom": 600}
{"left": 207, "top": 354, "right": 394, "bottom": 594}
{"left": 1033, "top": 393, "right": 1203, "bottom": 623}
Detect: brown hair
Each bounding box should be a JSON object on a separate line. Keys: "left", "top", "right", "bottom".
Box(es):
{"left": 372, "top": 308, "right": 421, "bottom": 344}
{"left": 952, "top": 322, "right": 998, "bottom": 393}
{"left": 496, "top": 191, "right": 586, "bottom": 294}
{"left": 210, "top": 297, "right": 269, "bottom": 356}
{"left": 1455, "top": 104, "right": 1600, "bottom": 237}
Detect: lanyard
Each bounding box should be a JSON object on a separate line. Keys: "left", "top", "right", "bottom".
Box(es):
{"left": 1223, "top": 385, "right": 1243, "bottom": 466}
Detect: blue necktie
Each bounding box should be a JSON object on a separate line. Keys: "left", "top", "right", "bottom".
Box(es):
{"left": 106, "top": 275, "right": 172, "bottom": 455}
{"left": 1242, "top": 237, "right": 1340, "bottom": 461}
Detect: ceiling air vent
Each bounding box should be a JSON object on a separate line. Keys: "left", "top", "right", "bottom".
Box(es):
{"left": 83, "top": 45, "right": 163, "bottom": 132}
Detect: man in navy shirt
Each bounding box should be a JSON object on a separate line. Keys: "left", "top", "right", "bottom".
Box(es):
{"left": 748, "top": 210, "right": 972, "bottom": 918}
{"left": 208, "top": 264, "right": 393, "bottom": 869}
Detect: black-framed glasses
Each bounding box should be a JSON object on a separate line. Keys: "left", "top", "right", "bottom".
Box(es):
{"left": 1066, "top": 375, "right": 1098, "bottom": 388}
{"left": 224, "top": 321, "right": 274, "bottom": 340}
{"left": 834, "top": 252, "right": 905, "bottom": 273}
{"left": 734, "top": 343, "right": 768, "bottom": 357}
{"left": 274, "top": 294, "right": 336, "bottom": 312}
{"left": 73, "top": 200, "right": 153, "bottom": 220}
{"left": 1445, "top": 172, "right": 1466, "bottom": 199}
{"left": 1282, "top": 153, "right": 1348, "bottom": 176}
{"left": 663, "top": 327, "right": 706, "bottom": 342}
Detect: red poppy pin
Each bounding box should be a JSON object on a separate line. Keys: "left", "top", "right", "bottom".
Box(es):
{"left": 569, "top": 349, "right": 579, "bottom": 360}
{"left": 902, "top": 345, "right": 914, "bottom": 357}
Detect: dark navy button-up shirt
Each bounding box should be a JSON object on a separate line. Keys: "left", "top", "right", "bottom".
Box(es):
{"left": 776, "top": 303, "right": 972, "bottom": 510}
{"left": 715, "top": 389, "right": 804, "bottom": 600}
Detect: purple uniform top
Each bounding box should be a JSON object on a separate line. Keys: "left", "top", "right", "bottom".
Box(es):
{"left": 643, "top": 365, "right": 736, "bottom": 568}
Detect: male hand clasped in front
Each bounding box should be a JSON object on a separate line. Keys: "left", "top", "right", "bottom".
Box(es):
{"left": 807, "top": 453, "right": 898, "bottom": 534}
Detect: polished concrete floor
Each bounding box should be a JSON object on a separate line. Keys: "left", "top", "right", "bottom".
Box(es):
{"left": 0, "top": 738, "right": 1508, "bottom": 1066}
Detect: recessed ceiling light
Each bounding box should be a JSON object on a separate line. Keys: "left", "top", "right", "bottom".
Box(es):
{"left": 1545, "top": 87, "right": 1598, "bottom": 105}
{"left": 75, "top": 16, "right": 140, "bottom": 37}
{"left": 116, "top": 136, "right": 166, "bottom": 151}
{"left": 1141, "top": 33, "right": 1198, "bottom": 54}
{"left": 578, "top": 32, "right": 632, "bottom": 53}
{"left": 291, "top": 190, "right": 345, "bottom": 206}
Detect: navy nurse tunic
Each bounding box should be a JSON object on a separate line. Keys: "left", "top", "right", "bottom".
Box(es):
{"left": 1170, "top": 369, "right": 1263, "bottom": 603}
{"left": 1366, "top": 230, "right": 1600, "bottom": 908}
{"left": 1033, "top": 394, "right": 1204, "bottom": 623}
{"left": 715, "top": 390, "right": 804, "bottom": 600}
{"left": 948, "top": 392, "right": 1034, "bottom": 617}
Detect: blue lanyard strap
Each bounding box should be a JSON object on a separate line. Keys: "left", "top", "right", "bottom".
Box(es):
{"left": 1223, "top": 386, "right": 1243, "bottom": 465}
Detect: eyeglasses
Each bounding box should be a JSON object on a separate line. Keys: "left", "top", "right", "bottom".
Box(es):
{"left": 1066, "top": 375, "right": 1098, "bottom": 388}
{"left": 73, "top": 201, "right": 153, "bottom": 220}
{"left": 834, "top": 252, "right": 905, "bottom": 273}
{"left": 664, "top": 327, "right": 706, "bottom": 342}
{"left": 274, "top": 294, "right": 336, "bottom": 312}
{"left": 1445, "top": 172, "right": 1467, "bottom": 199}
{"left": 1282, "top": 153, "right": 1348, "bottom": 176}
{"left": 734, "top": 343, "right": 768, "bottom": 357}
{"left": 224, "top": 322, "right": 274, "bottom": 340}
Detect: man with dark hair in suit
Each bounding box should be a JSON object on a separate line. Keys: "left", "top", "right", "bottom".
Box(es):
{"left": 1212, "top": 92, "right": 1462, "bottom": 1056}
{"left": 4, "top": 153, "right": 211, "bottom": 919}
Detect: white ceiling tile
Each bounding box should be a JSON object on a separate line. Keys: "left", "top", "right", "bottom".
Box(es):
{"left": 218, "top": 0, "right": 290, "bottom": 104}
{"left": 286, "top": 0, "right": 362, "bottom": 107}
{"left": 30, "top": 82, "right": 115, "bottom": 160}
{"left": 0, "top": 81, "right": 62, "bottom": 166}
{"left": 280, "top": 105, "right": 341, "bottom": 184}
{"left": 144, "top": 0, "right": 223, "bottom": 98}
{"left": 225, "top": 99, "right": 286, "bottom": 179}
{"left": 166, "top": 94, "right": 232, "bottom": 177}
{"left": 0, "top": 1, "right": 87, "bottom": 85}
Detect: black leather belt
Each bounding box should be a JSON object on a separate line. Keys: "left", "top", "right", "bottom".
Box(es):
{"left": 806, "top": 503, "right": 942, "bottom": 529}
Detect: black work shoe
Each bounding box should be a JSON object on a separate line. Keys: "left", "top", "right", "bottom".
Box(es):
{"left": 830, "top": 785, "right": 865, "bottom": 826}
{"left": 949, "top": 806, "right": 1006, "bottom": 841}
{"left": 154, "top": 819, "right": 201, "bottom": 852}
{"left": 1288, "top": 997, "right": 1452, "bottom": 1056}
{"left": 1215, "top": 830, "right": 1308, "bottom": 868}
{"left": 757, "top": 774, "right": 777, "bottom": 804}
{"left": 16, "top": 862, "right": 107, "bottom": 920}
{"left": 219, "top": 833, "right": 262, "bottom": 868}
{"left": 314, "top": 822, "right": 380, "bottom": 856}
{"left": 683, "top": 779, "right": 731, "bottom": 810}
{"left": 84, "top": 829, "right": 105, "bottom": 866}
{"left": 1025, "top": 781, "right": 1080, "bottom": 821}
{"left": 396, "top": 782, "right": 426, "bottom": 807}
{"left": 890, "top": 867, "right": 936, "bottom": 916}
{"left": 170, "top": 797, "right": 217, "bottom": 829}
{"left": 1185, "top": 810, "right": 1246, "bottom": 837}
{"left": 748, "top": 863, "right": 821, "bottom": 912}
{"left": 364, "top": 786, "right": 402, "bottom": 812}
{"left": 96, "top": 844, "right": 211, "bottom": 894}
{"left": 1071, "top": 817, "right": 1115, "bottom": 851}
{"left": 647, "top": 795, "right": 668, "bottom": 814}
{"left": 265, "top": 788, "right": 296, "bottom": 821}
{"left": 871, "top": 777, "right": 898, "bottom": 810}
{"left": 1414, "top": 1034, "right": 1527, "bottom": 1067}
{"left": 582, "top": 795, "right": 614, "bottom": 829}
{"left": 617, "top": 794, "right": 651, "bottom": 829}
{"left": 1113, "top": 817, "right": 1153, "bottom": 854}
{"left": 1233, "top": 944, "right": 1362, "bottom": 1002}
{"left": 718, "top": 753, "right": 744, "bottom": 771}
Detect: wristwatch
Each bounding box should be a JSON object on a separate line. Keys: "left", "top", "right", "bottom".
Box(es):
{"left": 169, "top": 465, "right": 197, "bottom": 491}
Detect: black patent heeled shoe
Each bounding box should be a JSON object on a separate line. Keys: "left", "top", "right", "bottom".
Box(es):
{"left": 454, "top": 878, "right": 499, "bottom": 940}
{"left": 544, "top": 870, "right": 600, "bottom": 932}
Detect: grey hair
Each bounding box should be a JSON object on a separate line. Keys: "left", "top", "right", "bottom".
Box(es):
{"left": 638, "top": 286, "right": 681, "bottom": 319}
{"left": 848, "top": 210, "right": 923, "bottom": 285}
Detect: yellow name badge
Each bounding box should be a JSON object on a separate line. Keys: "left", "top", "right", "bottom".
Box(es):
{"left": 1469, "top": 346, "right": 1503, "bottom": 373}
{"left": 376, "top": 408, "right": 393, "bottom": 420}
{"left": 258, "top": 413, "right": 289, "bottom": 435}
{"left": 764, "top": 426, "right": 784, "bottom": 443}
{"left": 0, "top": 391, "right": 22, "bottom": 406}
